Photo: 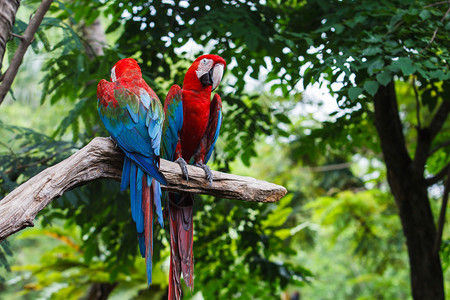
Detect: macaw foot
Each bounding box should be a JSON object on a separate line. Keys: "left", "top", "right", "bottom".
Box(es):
{"left": 195, "top": 163, "right": 213, "bottom": 186}
{"left": 175, "top": 157, "right": 189, "bottom": 182}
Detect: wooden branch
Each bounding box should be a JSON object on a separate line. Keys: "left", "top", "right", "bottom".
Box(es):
{"left": 0, "top": 0, "right": 53, "bottom": 105}
{"left": 413, "top": 99, "right": 450, "bottom": 173}
{"left": 0, "top": 137, "right": 287, "bottom": 242}
{"left": 433, "top": 167, "right": 450, "bottom": 256}
{"left": 373, "top": 82, "right": 412, "bottom": 175}
{"left": 0, "top": 0, "right": 20, "bottom": 72}
{"left": 429, "top": 140, "right": 450, "bottom": 156}
{"left": 426, "top": 162, "right": 450, "bottom": 186}
{"left": 421, "top": 6, "right": 450, "bottom": 53}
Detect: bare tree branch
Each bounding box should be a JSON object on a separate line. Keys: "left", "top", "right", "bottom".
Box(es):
{"left": 426, "top": 163, "right": 450, "bottom": 186}
{"left": 0, "top": 0, "right": 53, "bottom": 105}
{"left": 0, "top": 137, "right": 287, "bottom": 242}
{"left": 433, "top": 167, "right": 450, "bottom": 256}
{"left": 413, "top": 100, "right": 450, "bottom": 174}
{"left": 430, "top": 140, "right": 450, "bottom": 156}
{"left": 412, "top": 77, "right": 421, "bottom": 129}
{"left": 421, "top": 6, "right": 450, "bottom": 53}
{"left": 425, "top": 1, "right": 450, "bottom": 8}
{"left": 0, "top": 0, "right": 20, "bottom": 72}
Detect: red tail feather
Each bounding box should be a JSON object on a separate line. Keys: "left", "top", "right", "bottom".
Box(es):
{"left": 168, "top": 193, "right": 194, "bottom": 299}
{"left": 143, "top": 176, "right": 153, "bottom": 280}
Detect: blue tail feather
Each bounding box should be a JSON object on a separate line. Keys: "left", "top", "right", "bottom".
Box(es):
{"left": 135, "top": 167, "right": 144, "bottom": 233}
{"left": 147, "top": 174, "right": 153, "bottom": 187}
{"left": 120, "top": 157, "right": 131, "bottom": 191}
{"left": 153, "top": 180, "right": 164, "bottom": 227}
{"left": 138, "top": 233, "right": 146, "bottom": 257}
{"left": 128, "top": 152, "right": 167, "bottom": 185}
{"left": 146, "top": 249, "right": 153, "bottom": 285}
{"left": 130, "top": 163, "right": 137, "bottom": 221}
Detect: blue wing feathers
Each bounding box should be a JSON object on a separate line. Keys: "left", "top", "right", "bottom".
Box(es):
{"left": 140, "top": 89, "right": 151, "bottom": 108}
{"left": 128, "top": 152, "right": 167, "bottom": 185}
{"left": 205, "top": 109, "right": 222, "bottom": 163}
{"left": 162, "top": 85, "right": 183, "bottom": 161}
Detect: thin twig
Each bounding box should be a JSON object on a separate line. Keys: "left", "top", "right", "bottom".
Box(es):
{"left": 433, "top": 167, "right": 450, "bottom": 256}
{"left": 430, "top": 140, "right": 450, "bottom": 156}
{"left": 0, "top": 0, "right": 53, "bottom": 105}
{"left": 412, "top": 77, "right": 421, "bottom": 129}
{"left": 426, "top": 163, "right": 450, "bottom": 186}
{"left": 425, "top": 1, "right": 450, "bottom": 8}
{"left": 421, "top": 6, "right": 450, "bottom": 53}
{"left": 9, "top": 32, "right": 24, "bottom": 41}
{"left": 2, "top": 147, "right": 75, "bottom": 175}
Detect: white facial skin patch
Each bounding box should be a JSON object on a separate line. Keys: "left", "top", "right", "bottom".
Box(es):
{"left": 196, "top": 58, "right": 214, "bottom": 79}
{"left": 111, "top": 66, "right": 117, "bottom": 82}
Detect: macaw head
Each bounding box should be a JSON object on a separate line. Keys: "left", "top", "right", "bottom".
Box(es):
{"left": 110, "top": 58, "right": 141, "bottom": 82}
{"left": 183, "top": 54, "right": 226, "bottom": 92}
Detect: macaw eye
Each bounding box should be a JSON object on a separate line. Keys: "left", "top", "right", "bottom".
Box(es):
{"left": 201, "top": 58, "right": 208, "bottom": 64}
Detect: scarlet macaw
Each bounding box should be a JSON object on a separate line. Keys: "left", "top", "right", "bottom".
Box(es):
{"left": 162, "top": 54, "right": 226, "bottom": 299}
{"left": 97, "top": 58, "right": 166, "bottom": 285}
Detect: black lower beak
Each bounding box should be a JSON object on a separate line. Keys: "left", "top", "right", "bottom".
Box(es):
{"left": 200, "top": 69, "right": 214, "bottom": 87}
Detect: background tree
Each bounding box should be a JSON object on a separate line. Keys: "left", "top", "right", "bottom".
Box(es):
{"left": 0, "top": 0, "right": 449, "bottom": 299}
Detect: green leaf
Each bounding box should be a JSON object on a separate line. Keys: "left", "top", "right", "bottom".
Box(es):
{"left": 348, "top": 87, "right": 364, "bottom": 100}
{"left": 363, "top": 81, "right": 380, "bottom": 96}
{"left": 367, "top": 59, "right": 384, "bottom": 76}
{"left": 391, "top": 57, "right": 416, "bottom": 76}
{"left": 419, "top": 10, "right": 430, "bottom": 20}
{"left": 274, "top": 113, "right": 291, "bottom": 124}
{"left": 362, "top": 47, "right": 382, "bottom": 56}
{"left": 376, "top": 72, "right": 392, "bottom": 86}
{"left": 334, "top": 24, "right": 344, "bottom": 34}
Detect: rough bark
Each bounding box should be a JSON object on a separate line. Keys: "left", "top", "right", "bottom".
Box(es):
{"left": 0, "top": 0, "right": 53, "bottom": 105}
{"left": 0, "top": 0, "right": 20, "bottom": 72}
{"left": 0, "top": 137, "right": 287, "bottom": 242}
{"left": 373, "top": 82, "right": 445, "bottom": 300}
{"left": 82, "top": 18, "right": 107, "bottom": 59}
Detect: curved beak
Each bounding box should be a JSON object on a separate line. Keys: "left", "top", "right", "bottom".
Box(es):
{"left": 211, "top": 63, "right": 224, "bottom": 91}
{"left": 199, "top": 68, "right": 214, "bottom": 87}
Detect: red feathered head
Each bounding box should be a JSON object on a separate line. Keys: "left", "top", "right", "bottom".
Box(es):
{"left": 110, "top": 58, "right": 141, "bottom": 82}
{"left": 183, "top": 54, "right": 226, "bottom": 91}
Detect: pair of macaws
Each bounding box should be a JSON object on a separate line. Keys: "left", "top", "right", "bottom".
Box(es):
{"left": 97, "top": 55, "right": 226, "bottom": 299}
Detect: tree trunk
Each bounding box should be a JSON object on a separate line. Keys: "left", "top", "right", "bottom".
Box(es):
{"left": 373, "top": 82, "right": 444, "bottom": 300}
{"left": 85, "top": 282, "right": 118, "bottom": 300}
{"left": 0, "top": 0, "right": 20, "bottom": 73}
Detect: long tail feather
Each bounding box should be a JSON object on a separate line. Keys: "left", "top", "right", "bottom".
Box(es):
{"left": 168, "top": 193, "right": 194, "bottom": 299}
{"left": 143, "top": 175, "right": 153, "bottom": 285}
{"left": 120, "top": 157, "right": 132, "bottom": 191}
{"left": 152, "top": 180, "right": 164, "bottom": 227}
{"left": 125, "top": 157, "right": 164, "bottom": 285}
{"left": 169, "top": 194, "right": 182, "bottom": 300}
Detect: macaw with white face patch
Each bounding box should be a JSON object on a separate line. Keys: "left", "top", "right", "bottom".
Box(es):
{"left": 97, "top": 58, "right": 166, "bottom": 286}
{"left": 161, "top": 54, "right": 226, "bottom": 299}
